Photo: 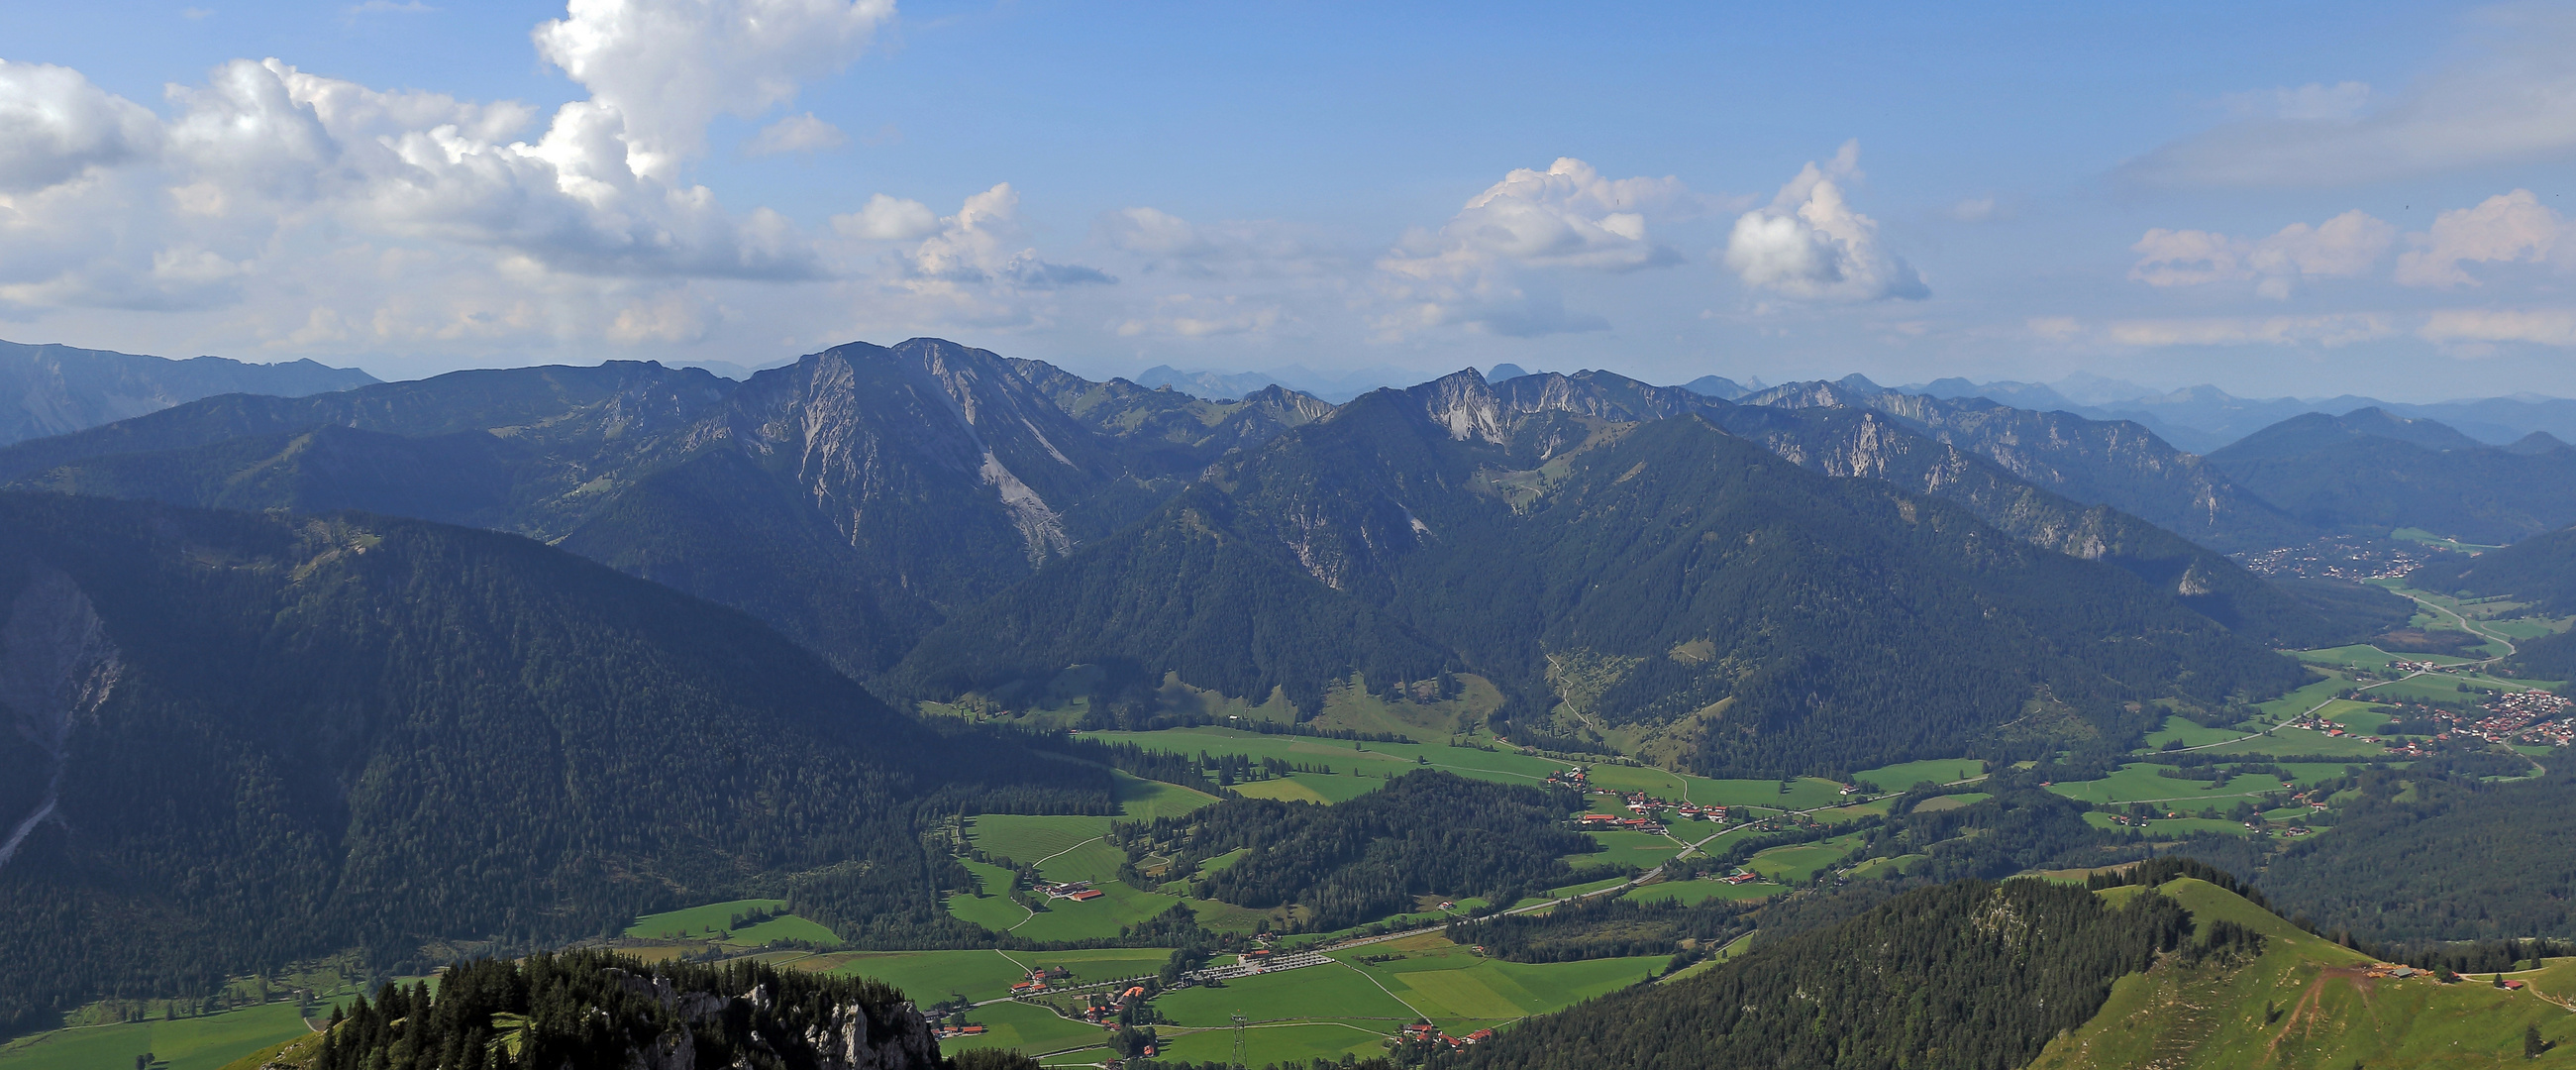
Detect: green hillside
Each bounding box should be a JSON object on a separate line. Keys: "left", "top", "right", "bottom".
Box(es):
{"left": 0, "top": 492, "right": 1106, "bottom": 1033}
{"left": 901, "top": 385, "right": 2307, "bottom": 777}
{"left": 2032, "top": 877, "right": 2576, "bottom": 1069}
{"left": 2208, "top": 409, "right": 2576, "bottom": 544}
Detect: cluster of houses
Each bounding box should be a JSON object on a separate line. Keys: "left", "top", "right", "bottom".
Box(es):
{"left": 1706, "top": 868, "right": 1763, "bottom": 885}
{"left": 1577, "top": 813, "right": 1666, "bottom": 834}
{"left": 933, "top": 1023, "right": 988, "bottom": 1039}
{"left": 2471, "top": 691, "right": 2573, "bottom": 746}
{"left": 1007, "top": 967, "right": 1073, "bottom": 995}
{"left": 1573, "top": 788, "right": 1734, "bottom": 827}
{"left": 1038, "top": 881, "right": 1105, "bottom": 902}
{"left": 1077, "top": 986, "right": 1153, "bottom": 1027}
{"left": 1399, "top": 1023, "right": 1494, "bottom": 1049}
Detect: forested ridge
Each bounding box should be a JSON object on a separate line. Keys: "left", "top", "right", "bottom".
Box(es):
{"left": 0, "top": 493, "right": 1105, "bottom": 1032}
{"left": 904, "top": 390, "right": 2307, "bottom": 776}
{"left": 1112, "top": 771, "right": 1598, "bottom": 931}
{"left": 304, "top": 950, "right": 1033, "bottom": 1070}
{"left": 0, "top": 345, "right": 2333, "bottom": 780}
{"left": 1449, "top": 878, "right": 2191, "bottom": 1070}
{"left": 2207, "top": 408, "right": 2576, "bottom": 543}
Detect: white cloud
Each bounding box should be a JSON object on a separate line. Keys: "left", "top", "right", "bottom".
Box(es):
{"left": 2125, "top": 10, "right": 2576, "bottom": 186}
{"left": 744, "top": 112, "right": 847, "bottom": 156}
{"left": 0, "top": 2, "right": 1138, "bottom": 362}
{"left": 902, "top": 183, "right": 1110, "bottom": 287}
{"left": 0, "top": 61, "right": 161, "bottom": 193}
{"left": 2130, "top": 209, "right": 2396, "bottom": 298}
{"left": 531, "top": 0, "right": 894, "bottom": 180}
{"left": 2419, "top": 307, "right": 2576, "bottom": 347}
{"left": 833, "top": 193, "right": 939, "bottom": 241}
{"left": 1723, "top": 141, "right": 1926, "bottom": 302}
{"left": 2393, "top": 189, "right": 2570, "bottom": 288}
{"left": 1367, "top": 157, "right": 1691, "bottom": 338}
{"left": 1380, "top": 157, "right": 1687, "bottom": 280}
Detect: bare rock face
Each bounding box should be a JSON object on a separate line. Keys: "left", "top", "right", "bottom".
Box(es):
{"left": 699, "top": 338, "right": 1110, "bottom": 583}
{"left": 606, "top": 967, "right": 944, "bottom": 1070}
{"left": 0, "top": 564, "right": 120, "bottom": 870}
{"left": 1739, "top": 380, "right": 2309, "bottom": 553}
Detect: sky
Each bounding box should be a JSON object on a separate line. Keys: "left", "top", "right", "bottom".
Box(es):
{"left": 4, "top": 1, "right": 2575, "bottom": 399}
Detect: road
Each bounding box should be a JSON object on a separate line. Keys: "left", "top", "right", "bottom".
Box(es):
{"left": 2163, "top": 584, "right": 2541, "bottom": 778}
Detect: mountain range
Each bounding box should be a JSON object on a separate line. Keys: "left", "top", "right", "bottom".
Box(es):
{"left": 0, "top": 339, "right": 374, "bottom": 448}
{"left": 0, "top": 341, "right": 2350, "bottom": 783}
{"left": 1906, "top": 373, "right": 2576, "bottom": 454}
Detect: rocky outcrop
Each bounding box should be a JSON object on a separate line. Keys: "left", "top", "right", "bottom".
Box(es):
{"left": 606, "top": 968, "right": 945, "bottom": 1070}
{"left": 1739, "top": 379, "right": 2312, "bottom": 553}
{"left": 0, "top": 564, "right": 120, "bottom": 870}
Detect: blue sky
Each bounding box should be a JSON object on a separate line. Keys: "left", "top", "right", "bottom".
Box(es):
{"left": 4, "top": 1, "right": 2574, "bottom": 398}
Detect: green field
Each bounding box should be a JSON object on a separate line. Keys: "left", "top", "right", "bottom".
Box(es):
{"left": 2391, "top": 527, "right": 2506, "bottom": 554}
{"left": 1115, "top": 774, "right": 1223, "bottom": 819}
{"left": 1153, "top": 1022, "right": 1387, "bottom": 1066}
{"left": 2314, "top": 699, "right": 2396, "bottom": 733}
{"left": 2143, "top": 716, "right": 2251, "bottom": 748}
{"left": 1841, "top": 853, "right": 1926, "bottom": 881}
{"left": 2293, "top": 645, "right": 2474, "bottom": 672}
{"left": 1852, "top": 758, "right": 1982, "bottom": 791}
{"left": 968, "top": 814, "right": 1117, "bottom": 868}
{"left": 1081, "top": 727, "right": 1885, "bottom": 815}
{"left": 947, "top": 999, "right": 1113, "bottom": 1058}
{"left": 1232, "top": 772, "right": 1384, "bottom": 803}
{"left": 1351, "top": 942, "right": 1665, "bottom": 1027}
{"left": 1624, "top": 879, "right": 1784, "bottom": 905}
{"left": 2045, "top": 762, "right": 2362, "bottom": 806}
{"left": 626, "top": 898, "right": 789, "bottom": 939}
{"left": 944, "top": 860, "right": 1033, "bottom": 931}
{"left": 1011, "top": 882, "right": 1184, "bottom": 943}
{"left": 2189, "top": 726, "right": 2389, "bottom": 759}
{"left": 0, "top": 1003, "right": 312, "bottom": 1070}
{"left": 1908, "top": 793, "right": 1990, "bottom": 812}
{"left": 1743, "top": 834, "right": 1862, "bottom": 884}
{"left": 2255, "top": 671, "right": 2356, "bottom": 721}
{"left": 1580, "top": 830, "right": 1684, "bottom": 869}
{"left": 1155, "top": 961, "right": 1414, "bottom": 1025}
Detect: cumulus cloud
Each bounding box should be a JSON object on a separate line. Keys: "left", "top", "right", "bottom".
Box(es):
{"left": 744, "top": 112, "right": 847, "bottom": 156}
{"left": 1381, "top": 157, "right": 1687, "bottom": 280}
{"left": 2130, "top": 209, "right": 2396, "bottom": 298}
{"left": 2394, "top": 189, "right": 2570, "bottom": 287}
{"left": 1723, "top": 141, "right": 1927, "bottom": 302}
{"left": 1367, "top": 157, "right": 1691, "bottom": 337}
{"left": 2124, "top": 10, "right": 2576, "bottom": 185}
{"left": 904, "top": 184, "right": 1110, "bottom": 287}
{"left": 833, "top": 193, "right": 939, "bottom": 241}
{"left": 0, "top": 61, "right": 161, "bottom": 193}
{"left": 531, "top": 0, "right": 892, "bottom": 179}
{"left": 0, "top": 0, "right": 1138, "bottom": 363}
